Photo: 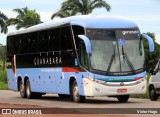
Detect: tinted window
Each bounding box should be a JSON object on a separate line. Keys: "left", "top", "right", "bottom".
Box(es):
{"left": 19, "top": 34, "right": 28, "bottom": 54}
{"left": 80, "top": 41, "right": 88, "bottom": 69}
{"left": 13, "top": 35, "right": 20, "bottom": 54}
{"left": 37, "top": 30, "right": 49, "bottom": 52}
{"left": 7, "top": 36, "right": 14, "bottom": 55}
{"left": 28, "top": 32, "right": 38, "bottom": 53}
{"left": 60, "top": 26, "right": 73, "bottom": 51}
{"left": 72, "top": 25, "right": 85, "bottom": 61}
{"left": 60, "top": 26, "right": 75, "bottom": 67}
{"left": 48, "top": 28, "right": 60, "bottom": 51}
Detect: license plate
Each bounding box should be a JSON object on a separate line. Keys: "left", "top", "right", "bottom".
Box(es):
{"left": 117, "top": 88, "right": 127, "bottom": 93}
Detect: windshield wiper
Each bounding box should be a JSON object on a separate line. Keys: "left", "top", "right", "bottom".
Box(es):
{"left": 121, "top": 45, "right": 136, "bottom": 74}
{"left": 107, "top": 54, "right": 115, "bottom": 73}
{"left": 107, "top": 43, "right": 116, "bottom": 73}
{"left": 139, "top": 39, "right": 143, "bottom": 56}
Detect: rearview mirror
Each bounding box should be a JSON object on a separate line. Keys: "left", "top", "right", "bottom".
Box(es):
{"left": 78, "top": 35, "right": 92, "bottom": 54}
{"left": 142, "top": 34, "right": 154, "bottom": 52}
{"left": 149, "top": 68, "right": 157, "bottom": 75}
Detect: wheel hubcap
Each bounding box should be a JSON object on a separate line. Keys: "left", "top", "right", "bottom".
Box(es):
{"left": 26, "top": 83, "right": 30, "bottom": 96}
{"left": 20, "top": 84, "right": 24, "bottom": 93}
{"left": 151, "top": 89, "right": 154, "bottom": 97}
{"left": 73, "top": 85, "right": 79, "bottom": 100}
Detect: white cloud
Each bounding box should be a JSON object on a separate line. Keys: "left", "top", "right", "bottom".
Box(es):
{"left": 38, "top": 11, "right": 53, "bottom": 22}
{"left": 128, "top": 15, "right": 160, "bottom": 22}
{"left": 0, "top": 8, "right": 17, "bottom": 18}
{"left": 155, "top": 34, "right": 160, "bottom": 44}
{"left": 0, "top": 34, "right": 7, "bottom": 45}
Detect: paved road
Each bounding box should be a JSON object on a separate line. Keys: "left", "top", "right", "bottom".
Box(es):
{"left": 0, "top": 90, "right": 160, "bottom": 114}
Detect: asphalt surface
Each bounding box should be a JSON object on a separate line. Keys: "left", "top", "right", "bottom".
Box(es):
{"left": 0, "top": 90, "right": 160, "bottom": 114}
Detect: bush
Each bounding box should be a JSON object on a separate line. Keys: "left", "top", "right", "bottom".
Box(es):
{"left": 0, "top": 81, "right": 8, "bottom": 90}
{"left": 0, "top": 70, "right": 7, "bottom": 83}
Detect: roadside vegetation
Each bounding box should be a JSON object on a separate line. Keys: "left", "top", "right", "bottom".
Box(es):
{"left": 0, "top": 69, "right": 8, "bottom": 90}
{"left": 0, "top": 45, "right": 8, "bottom": 90}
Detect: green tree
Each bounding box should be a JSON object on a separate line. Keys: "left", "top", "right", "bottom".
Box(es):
{"left": 0, "top": 11, "right": 8, "bottom": 33}
{"left": 51, "top": 0, "right": 111, "bottom": 19}
{"left": 6, "top": 7, "right": 42, "bottom": 30}
{"left": 0, "top": 43, "right": 6, "bottom": 71}
{"left": 143, "top": 32, "right": 160, "bottom": 71}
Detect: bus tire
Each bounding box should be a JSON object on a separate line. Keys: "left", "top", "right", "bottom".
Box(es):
{"left": 58, "top": 94, "right": 70, "bottom": 98}
{"left": 149, "top": 85, "right": 158, "bottom": 101}
{"left": 26, "top": 79, "right": 34, "bottom": 99}
{"left": 34, "top": 93, "right": 42, "bottom": 99}
{"left": 19, "top": 80, "right": 26, "bottom": 98}
{"left": 71, "top": 80, "right": 85, "bottom": 103}
{"left": 117, "top": 95, "right": 129, "bottom": 102}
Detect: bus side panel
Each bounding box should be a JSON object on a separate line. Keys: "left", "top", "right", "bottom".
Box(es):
{"left": 45, "top": 68, "right": 61, "bottom": 93}
{"left": 25, "top": 68, "right": 60, "bottom": 93}
{"left": 56, "top": 71, "right": 88, "bottom": 96}
{"left": 7, "top": 69, "right": 18, "bottom": 91}
{"left": 75, "top": 72, "right": 89, "bottom": 96}
{"left": 57, "top": 72, "right": 70, "bottom": 94}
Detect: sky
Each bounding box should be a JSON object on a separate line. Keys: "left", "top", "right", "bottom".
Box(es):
{"left": 0, "top": 0, "right": 160, "bottom": 45}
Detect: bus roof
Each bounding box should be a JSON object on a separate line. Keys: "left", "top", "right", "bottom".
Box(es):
{"left": 7, "top": 15, "right": 138, "bottom": 36}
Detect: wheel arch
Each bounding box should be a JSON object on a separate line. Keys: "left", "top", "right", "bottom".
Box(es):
{"left": 69, "top": 77, "right": 76, "bottom": 94}
{"left": 17, "top": 76, "right": 22, "bottom": 91}
{"left": 149, "top": 84, "right": 155, "bottom": 90}
{"left": 24, "top": 76, "right": 29, "bottom": 86}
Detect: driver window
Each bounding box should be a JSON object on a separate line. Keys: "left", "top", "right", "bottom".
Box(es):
{"left": 79, "top": 41, "right": 88, "bottom": 69}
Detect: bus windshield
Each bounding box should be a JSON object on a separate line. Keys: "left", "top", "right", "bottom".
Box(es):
{"left": 87, "top": 29, "right": 145, "bottom": 74}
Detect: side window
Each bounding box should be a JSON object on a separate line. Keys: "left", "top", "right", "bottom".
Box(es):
{"left": 37, "top": 30, "right": 49, "bottom": 52}
{"left": 13, "top": 35, "right": 20, "bottom": 54}
{"left": 48, "top": 28, "right": 60, "bottom": 51}
{"left": 7, "top": 36, "right": 14, "bottom": 55}
{"left": 28, "top": 32, "right": 37, "bottom": 53}
{"left": 60, "top": 26, "right": 74, "bottom": 67}
{"left": 80, "top": 41, "right": 88, "bottom": 69}
{"left": 72, "top": 25, "right": 85, "bottom": 60}
{"left": 60, "top": 26, "right": 73, "bottom": 51}
{"left": 19, "top": 34, "right": 28, "bottom": 54}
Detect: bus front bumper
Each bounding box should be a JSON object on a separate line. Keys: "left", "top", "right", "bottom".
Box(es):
{"left": 83, "top": 77, "right": 146, "bottom": 97}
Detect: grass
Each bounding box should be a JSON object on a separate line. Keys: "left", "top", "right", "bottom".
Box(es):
{"left": 0, "top": 70, "right": 8, "bottom": 90}
{"left": 0, "top": 81, "right": 8, "bottom": 90}
{"left": 0, "top": 60, "right": 8, "bottom": 90}
{"left": 0, "top": 70, "right": 7, "bottom": 83}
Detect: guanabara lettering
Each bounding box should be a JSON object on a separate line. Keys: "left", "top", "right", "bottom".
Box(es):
{"left": 34, "top": 57, "right": 62, "bottom": 66}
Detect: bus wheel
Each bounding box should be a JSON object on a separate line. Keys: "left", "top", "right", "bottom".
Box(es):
{"left": 149, "top": 86, "right": 158, "bottom": 101}
{"left": 117, "top": 95, "right": 129, "bottom": 102}
{"left": 71, "top": 80, "right": 85, "bottom": 103}
{"left": 26, "top": 79, "right": 34, "bottom": 99}
{"left": 34, "top": 93, "right": 42, "bottom": 99}
{"left": 19, "top": 80, "right": 26, "bottom": 98}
